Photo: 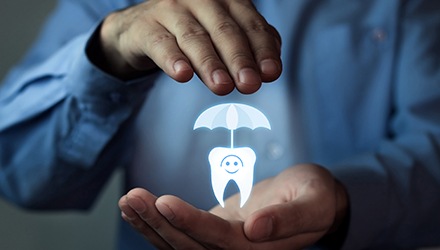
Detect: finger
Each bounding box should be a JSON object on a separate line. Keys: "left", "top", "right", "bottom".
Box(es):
{"left": 157, "top": 6, "right": 235, "bottom": 95}
{"left": 156, "top": 195, "right": 249, "bottom": 249}
{"left": 141, "top": 25, "right": 194, "bottom": 83}
{"left": 188, "top": 0, "right": 262, "bottom": 94}
{"left": 122, "top": 189, "right": 204, "bottom": 249}
{"left": 118, "top": 194, "right": 172, "bottom": 249}
{"left": 244, "top": 187, "right": 335, "bottom": 242}
{"left": 229, "top": 1, "right": 282, "bottom": 82}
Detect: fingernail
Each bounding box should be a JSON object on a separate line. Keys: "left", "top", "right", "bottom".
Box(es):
{"left": 156, "top": 202, "right": 175, "bottom": 221}
{"left": 260, "top": 59, "right": 279, "bottom": 75}
{"left": 173, "top": 60, "right": 191, "bottom": 73}
{"left": 127, "top": 197, "right": 146, "bottom": 213}
{"left": 121, "top": 211, "right": 134, "bottom": 221}
{"left": 252, "top": 217, "right": 273, "bottom": 241}
{"left": 238, "top": 68, "right": 261, "bottom": 85}
{"left": 212, "top": 69, "right": 232, "bottom": 85}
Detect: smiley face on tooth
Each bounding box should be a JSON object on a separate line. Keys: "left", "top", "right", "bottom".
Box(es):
{"left": 221, "top": 155, "right": 243, "bottom": 174}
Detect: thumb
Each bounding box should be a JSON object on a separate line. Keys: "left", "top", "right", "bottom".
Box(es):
{"left": 243, "top": 195, "right": 335, "bottom": 242}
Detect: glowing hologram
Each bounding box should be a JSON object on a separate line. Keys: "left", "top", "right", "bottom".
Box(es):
{"left": 194, "top": 103, "right": 271, "bottom": 129}
{"left": 209, "top": 147, "right": 256, "bottom": 207}
{"left": 194, "top": 103, "right": 271, "bottom": 207}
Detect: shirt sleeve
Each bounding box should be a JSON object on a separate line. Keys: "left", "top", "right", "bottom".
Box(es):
{"left": 329, "top": 2, "right": 440, "bottom": 248}
{"left": 0, "top": 0, "right": 157, "bottom": 209}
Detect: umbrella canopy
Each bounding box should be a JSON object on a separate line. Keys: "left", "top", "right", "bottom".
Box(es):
{"left": 194, "top": 103, "right": 271, "bottom": 148}
{"left": 193, "top": 103, "right": 271, "bottom": 131}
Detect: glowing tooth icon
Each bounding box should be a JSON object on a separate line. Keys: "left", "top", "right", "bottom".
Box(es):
{"left": 194, "top": 103, "right": 271, "bottom": 207}
{"left": 208, "top": 148, "right": 256, "bottom": 207}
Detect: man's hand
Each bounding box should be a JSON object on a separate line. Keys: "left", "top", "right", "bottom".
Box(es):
{"left": 94, "top": 0, "right": 282, "bottom": 95}
{"left": 119, "top": 164, "right": 349, "bottom": 249}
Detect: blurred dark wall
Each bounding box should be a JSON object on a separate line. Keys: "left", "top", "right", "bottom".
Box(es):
{"left": 1, "top": 1, "right": 54, "bottom": 79}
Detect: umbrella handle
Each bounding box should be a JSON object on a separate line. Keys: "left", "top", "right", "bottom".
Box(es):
{"left": 230, "top": 130, "right": 234, "bottom": 149}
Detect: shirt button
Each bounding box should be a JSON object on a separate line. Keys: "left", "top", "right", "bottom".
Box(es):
{"left": 371, "top": 28, "right": 387, "bottom": 43}
{"left": 266, "top": 142, "right": 284, "bottom": 160}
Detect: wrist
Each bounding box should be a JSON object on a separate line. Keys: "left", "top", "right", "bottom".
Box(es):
{"left": 316, "top": 179, "right": 350, "bottom": 248}
{"left": 86, "top": 14, "right": 157, "bottom": 80}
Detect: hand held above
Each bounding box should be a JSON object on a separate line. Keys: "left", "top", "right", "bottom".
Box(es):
{"left": 89, "top": 0, "right": 282, "bottom": 95}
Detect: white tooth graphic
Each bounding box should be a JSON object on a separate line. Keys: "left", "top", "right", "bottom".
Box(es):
{"left": 208, "top": 147, "right": 256, "bottom": 207}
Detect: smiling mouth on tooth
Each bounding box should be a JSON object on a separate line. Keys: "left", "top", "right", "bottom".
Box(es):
{"left": 226, "top": 169, "right": 239, "bottom": 174}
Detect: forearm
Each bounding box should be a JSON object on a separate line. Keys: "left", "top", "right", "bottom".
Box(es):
{"left": 0, "top": 30, "right": 158, "bottom": 209}
{"left": 0, "top": 0, "right": 160, "bottom": 209}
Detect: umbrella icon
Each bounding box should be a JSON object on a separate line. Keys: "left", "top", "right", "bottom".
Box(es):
{"left": 194, "top": 103, "right": 271, "bottom": 207}
{"left": 193, "top": 103, "right": 271, "bottom": 148}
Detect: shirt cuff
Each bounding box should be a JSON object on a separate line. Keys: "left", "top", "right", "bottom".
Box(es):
{"left": 66, "top": 27, "right": 158, "bottom": 112}
{"left": 61, "top": 26, "right": 160, "bottom": 168}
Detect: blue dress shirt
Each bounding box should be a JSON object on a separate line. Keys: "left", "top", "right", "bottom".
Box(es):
{"left": 1, "top": 0, "right": 440, "bottom": 249}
